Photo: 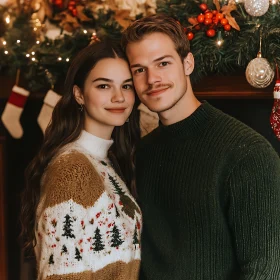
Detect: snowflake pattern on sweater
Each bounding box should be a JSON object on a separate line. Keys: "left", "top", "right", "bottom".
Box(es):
{"left": 35, "top": 130, "right": 142, "bottom": 280}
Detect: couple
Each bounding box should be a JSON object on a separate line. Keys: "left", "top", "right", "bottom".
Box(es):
{"left": 21, "top": 15, "right": 280, "bottom": 280}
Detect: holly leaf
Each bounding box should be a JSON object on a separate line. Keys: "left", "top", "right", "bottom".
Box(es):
{"left": 225, "top": 14, "right": 240, "bottom": 31}
{"left": 188, "top": 17, "right": 198, "bottom": 26}
{"left": 115, "top": 9, "right": 131, "bottom": 28}
{"left": 213, "top": 0, "right": 220, "bottom": 12}
{"left": 221, "top": 3, "right": 237, "bottom": 14}
{"left": 76, "top": 5, "right": 92, "bottom": 22}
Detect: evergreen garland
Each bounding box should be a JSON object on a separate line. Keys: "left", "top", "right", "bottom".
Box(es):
{"left": 0, "top": 0, "right": 279, "bottom": 91}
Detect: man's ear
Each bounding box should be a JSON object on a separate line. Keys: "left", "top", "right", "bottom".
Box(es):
{"left": 183, "top": 52, "right": 195, "bottom": 76}
{"left": 73, "top": 85, "right": 84, "bottom": 105}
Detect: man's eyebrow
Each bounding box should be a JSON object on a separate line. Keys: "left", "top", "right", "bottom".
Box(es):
{"left": 130, "top": 55, "right": 174, "bottom": 68}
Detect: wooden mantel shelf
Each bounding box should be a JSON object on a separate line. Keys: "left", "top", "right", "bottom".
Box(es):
{"left": 0, "top": 73, "right": 275, "bottom": 99}
{"left": 193, "top": 73, "right": 275, "bottom": 99}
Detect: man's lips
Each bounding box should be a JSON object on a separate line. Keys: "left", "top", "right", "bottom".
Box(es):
{"left": 146, "top": 87, "right": 169, "bottom": 96}
{"left": 106, "top": 108, "right": 126, "bottom": 113}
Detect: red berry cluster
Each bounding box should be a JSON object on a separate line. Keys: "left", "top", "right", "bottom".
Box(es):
{"left": 186, "top": 3, "right": 231, "bottom": 40}
{"left": 68, "top": 0, "right": 78, "bottom": 16}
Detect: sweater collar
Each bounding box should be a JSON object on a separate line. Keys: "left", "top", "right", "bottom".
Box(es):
{"left": 76, "top": 130, "right": 113, "bottom": 159}
{"left": 160, "top": 101, "right": 216, "bottom": 138}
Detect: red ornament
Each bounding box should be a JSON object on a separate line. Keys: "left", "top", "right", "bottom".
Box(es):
{"left": 187, "top": 32, "right": 194, "bottom": 41}
{"left": 224, "top": 24, "right": 231, "bottom": 31}
{"left": 199, "top": 3, "right": 208, "bottom": 11}
{"left": 220, "top": 18, "right": 228, "bottom": 26}
{"left": 197, "top": 14, "right": 205, "bottom": 23}
{"left": 206, "top": 29, "right": 216, "bottom": 37}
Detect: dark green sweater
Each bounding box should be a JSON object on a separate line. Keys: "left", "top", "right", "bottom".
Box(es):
{"left": 136, "top": 102, "right": 280, "bottom": 280}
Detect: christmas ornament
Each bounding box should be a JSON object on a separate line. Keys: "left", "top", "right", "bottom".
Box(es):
{"left": 1, "top": 85, "right": 30, "bottom": 139}
{"left": 246, "top": 57, "right": 274, "bottom": 88}
{"left": 244, "top": 0, "right": 269, "bottom": 17}
{"left": 37, "top": 89, "right": 61, "bottom": 134}
{"left": 245, "top": 34, "right": 274, "bottom": 88}
{"left": 270, "top": 79, "right": 280, "bottom": 140}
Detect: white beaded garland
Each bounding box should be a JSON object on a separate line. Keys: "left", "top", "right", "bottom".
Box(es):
{"left": 246, "top": 57, "right": 274, "bottom": 88}
{"left": 244, "top": 0, "right": 269, "bottom": 17}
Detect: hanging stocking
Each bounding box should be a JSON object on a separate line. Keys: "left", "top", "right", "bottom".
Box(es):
{"left": 37, "top": 89, "right": 61, "bottom": 134}
{"left": 1, "top": 85, "right": 30, "bottom": 139}
{"left": 270, "top": 79, "right": 280, "bottom": 141}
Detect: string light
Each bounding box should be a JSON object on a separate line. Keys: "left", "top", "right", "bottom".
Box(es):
{"left": 5, "top": 16, "right": 10, "bottom": 24}
{"left": 26, "top": 54, "right": 30, "bottom": 57}
{"left": 271, "top": 0, "right": 278, "bottom": 4}
{"left": 216, "top": 31, "right": 223, "bottom": 47}
{"left": 31, "top": 51, "right": 35, "bottom": 55}
{"left": 17, "top": 40, "right": 20, "bottom": 44}
{"left": 66, "top": 58, "right": 70, "bottom": 62}
{"left": 31, "top": 57, "right": 36, "bottom": 61}
{"left": 36, "top": 41, "right": 40, "bottom": 44}
{"left": 4, "top": 50, "right": 8, "bottom": 54}
{"left": 57, "top": 57, "right": 62, "bottom": 61}
{"left": 3, "top": 41, "right": 6, "bottom": 45}
{"left": 83, "top": 30, "right": 88, "bottom": 34}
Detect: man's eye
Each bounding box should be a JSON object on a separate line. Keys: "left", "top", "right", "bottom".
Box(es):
{"left": 123, "top": 84, "right": 134, "bottom": 90}
{"left": 97, "top": 84, "right": 110, "bottom": 89}
{"left": 159, "top": 61, "right": 169, "bottom": 67}
{"left": 135, "top": 68, "right": 145, "bottom": 74}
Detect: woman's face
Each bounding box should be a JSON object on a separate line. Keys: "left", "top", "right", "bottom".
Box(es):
{"left": 74, "top": 57, "right": 135, "bottom": 139}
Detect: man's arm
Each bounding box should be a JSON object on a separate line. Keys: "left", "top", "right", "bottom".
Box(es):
{"left": 227, "top": 142, "right": 280, "bottom": 279}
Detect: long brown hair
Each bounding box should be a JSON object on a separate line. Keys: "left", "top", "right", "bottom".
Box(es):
{"left": 20, "top": 40, "right": 140, "bottom": 253}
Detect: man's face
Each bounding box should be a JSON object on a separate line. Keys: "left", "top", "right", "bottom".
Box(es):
{"left": 126, "top": 32, "right": 191, "bottom": 114}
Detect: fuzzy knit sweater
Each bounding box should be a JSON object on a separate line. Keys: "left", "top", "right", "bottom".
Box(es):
{"left": 136, "top": 102, "right": 280, "bottom": 280}
{"left": 35, "top": 130, "right": 142, "bottom": 280}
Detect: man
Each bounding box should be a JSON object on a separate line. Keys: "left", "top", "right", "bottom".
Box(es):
{"left": 121, "top": 14, "right": 280, "bottom": 279}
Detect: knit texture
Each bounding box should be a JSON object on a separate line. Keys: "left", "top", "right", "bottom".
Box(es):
{"left": 35, "top": 130, "right": 142, "bottom": 280}
{"left": 136, "top": 102, "right": 280, "bottom": 280}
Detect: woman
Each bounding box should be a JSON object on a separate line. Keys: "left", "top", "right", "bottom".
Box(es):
{"left": 20, "top": 41, "right": 142, "bottom": 279}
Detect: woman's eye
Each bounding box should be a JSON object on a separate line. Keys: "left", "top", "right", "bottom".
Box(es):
{"left": 123, "top": 84, "right": 134, "bottom": 90}
{"left": 97, "top": 84, "right": 110, "bottom": 89}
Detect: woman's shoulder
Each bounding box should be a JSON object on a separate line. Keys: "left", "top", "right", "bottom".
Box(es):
{"left": 41, "top": 149, "right": 105, "bottom": 209}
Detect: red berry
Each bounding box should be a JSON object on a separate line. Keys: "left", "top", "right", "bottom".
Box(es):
{"left": 197, "top": 14, "right": 205, "bottom": 23}
{"left": 199, "top": 3, "right": 208, "bottom": 11}
{"left": 205, "top": 12, "right": 213, "bottom": 19}
{"left": 216, "top": 13, "right": 224, "bottom": 20}
{"left": 204, "top": 18, "right": 212, "bottom": 25}
{"left": 195, "top": 24, "right": 201, "bottom": 30}
{"left": 224, "top": 24, "right": 231, "bottom": 31}
{"left": 212, "top": 10, "right": 218, "bottom": 15}
{"left": 220, "top": 18, "right": 228, "bottom": 26}
{"left": 206, "top": 29, "right": 216, "bottom": 37}
{"left": 187, "top": 32, "right": 194, "bottom": 41}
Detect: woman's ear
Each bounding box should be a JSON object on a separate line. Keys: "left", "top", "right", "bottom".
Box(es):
{"left": 183, "top": 52, "right": 195, "bottom": 76}
{"left": 73, "top": 85, "right": 84, "bottom": 105}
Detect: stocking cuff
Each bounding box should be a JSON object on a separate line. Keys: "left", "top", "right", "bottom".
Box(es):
{"left": 44, "top": 90, "right": 61, "bottom": 108}
{"left": 12, "top": 85, "right": 30, "bottom": 96}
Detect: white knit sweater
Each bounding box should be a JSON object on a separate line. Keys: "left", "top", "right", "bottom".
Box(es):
{"left": 35, "top": 130, "right": 142, "bottom": 280}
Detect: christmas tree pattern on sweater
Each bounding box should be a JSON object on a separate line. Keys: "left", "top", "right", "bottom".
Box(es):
{"left": 35, "top": 149, "right": 142, "bottom": 280}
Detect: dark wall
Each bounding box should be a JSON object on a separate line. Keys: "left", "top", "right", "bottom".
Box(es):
{"left": 0, "top": 97, "right": 279, "bottom": 279}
